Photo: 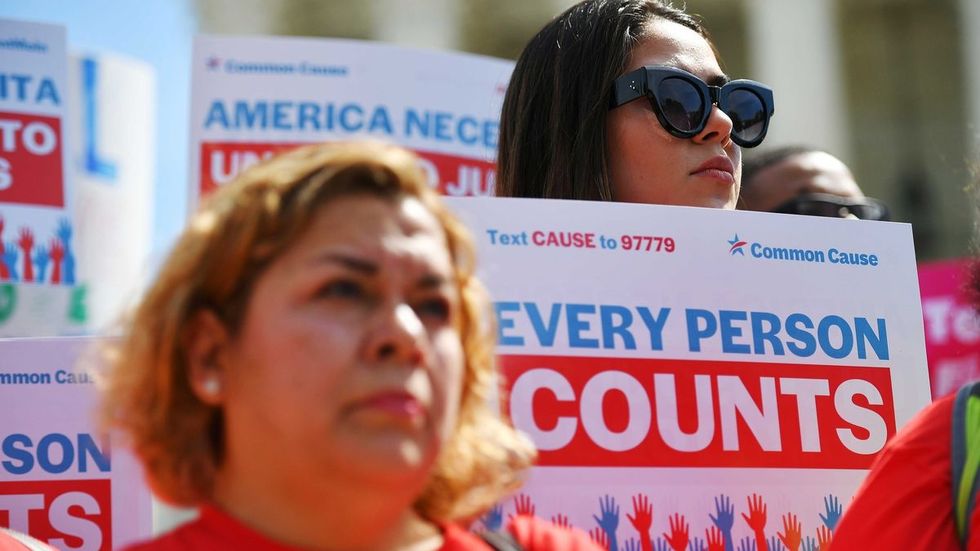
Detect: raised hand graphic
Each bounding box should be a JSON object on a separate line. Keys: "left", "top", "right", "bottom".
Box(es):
{"left": 709, "top": 495, "right": 735, "bottom": 551}
{"left": 0, "top": 242, "right": 8, "bottom": 280}
{"left": 49, "top": 239, "right": 64, "bottom": 284}
{"left": 551, "top": 514, "right": 571, "bottom": 530}
{"left": 801, "top": 537, "right": 817, "bottom": 551}
{"left": 512, "top": 493, "right": 536, "bottom": 519}
{"left": 688, "top": 537, "right": 706, "bottom": 551}
{"left": 737, "top": 537, "right": 757, "bottom": 551}
{"left": 32, "top": 245, "right": 49, "bottom": 283}
{"left": 0, "top": 219, "right": 7, "bottom": 281}
{"left": 3, "top": 242, "right": 19, "bottom": 282}
{"left": 815, "top": 526, "right": 831, "bottom": 551}
{"left": 706, "top": 526, "right": 725, "bottom": 551}
{"left": 591, "top": 527, "right": 610, "bottom": 550}
{"left": 627, "top": 494, "right": 653, "bottom": 551}
{"left": 624, "top": 538, "right": 642, "bottom": 551}
{"left": 777, "top": 514, "right": 801, "bottom": 551}
{"left": 654, "top": 537, "right": 671, "bottom": 551}
{"left": 56, "top": 218, "right": 75, "bottom": 284}
{"left": 663, "top": 514, "right": 690, "bottom": 551}
{"left": 482, "top": 503, "right": 503, "bottom": 532}
{"left": 594, "top": 495, "right": 620, "bottom": 551}
{"left": 767, "top": 536, "right": 785, "bottom": 551}
{"left": 16, "top": 228, "right": 34, "bottom": 282}
{"left": 818, "top": 496, "right": 841, "bottom": 532}
{"left": 742, "top": 493, "right": 768, "bottom": 551}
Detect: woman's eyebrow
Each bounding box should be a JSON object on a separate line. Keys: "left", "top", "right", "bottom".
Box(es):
{"left": 311, "top": 253, "right": 378, "bottom": 274}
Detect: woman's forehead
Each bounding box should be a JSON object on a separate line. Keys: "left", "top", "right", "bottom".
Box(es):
{"left": 631, "top": 19, "right": 723, "bottom": 79}
{"left": 297, "top": 195, "right": 452, "bottom": 268}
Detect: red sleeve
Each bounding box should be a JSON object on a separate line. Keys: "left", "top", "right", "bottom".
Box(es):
{"left": 508, "top": 515, "right": 604, "bottom": 551}
{"left": 830, "top": 395, "right": 958, "bottom": 550}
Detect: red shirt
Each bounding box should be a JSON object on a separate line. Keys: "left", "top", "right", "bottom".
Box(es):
{"left": 125, "top": 506, "right": 601, "bottom": 551}
{"left": 831, "top": 394, "right": 980, "bottom": 550}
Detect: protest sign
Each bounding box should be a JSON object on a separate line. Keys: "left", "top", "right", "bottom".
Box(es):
{"left": 189, "top": 35, "right": 512, "bottom": 207}
{"left": 448, "top": 198, "right": 930, "bottom": 547}
{"left": 67, "top": 52, "right": 154, "bottom": 332}
{"left": 0, "top": 337, "right": 153, "bottom": 550}
{"left": 918, "top": 258, "right": 980, "bottom": 398}
{"left": 0, "top": 19, "right": 83, "bottom": 337}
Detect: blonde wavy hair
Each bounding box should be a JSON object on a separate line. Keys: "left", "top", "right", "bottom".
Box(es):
{"left": 101, "top": 140, "right": 535, "bottom": 521}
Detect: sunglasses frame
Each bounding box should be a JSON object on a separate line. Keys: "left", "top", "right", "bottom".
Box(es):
{"left": 610, "top": 65, "right": 775, "bottom": 148}
{"left": 772, "top": 192, "right": 890, "bottom": 221}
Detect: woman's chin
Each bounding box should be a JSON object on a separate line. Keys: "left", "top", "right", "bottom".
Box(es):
{"left": 331, "top": 432, "right": 442, "bottom": 486}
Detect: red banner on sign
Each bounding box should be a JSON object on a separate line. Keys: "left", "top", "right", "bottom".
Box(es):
{"left": 499, "top": 355, "right": 895, "bottom": 469}
{"left": 199, "top": 141, "right": 496, "bottom": 197}
{"left": 0, "top": 111, "right": 64, "bottom": 208}
{"left": 0, "top": 479, "right": 111, "bottom": 551}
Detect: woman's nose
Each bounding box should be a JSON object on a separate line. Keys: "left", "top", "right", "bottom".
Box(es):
{"left": 693, "top": 104, "right": 735, "bottom": 145}
{"left": 368, "top": 302, "right": 425, "bottom": 365}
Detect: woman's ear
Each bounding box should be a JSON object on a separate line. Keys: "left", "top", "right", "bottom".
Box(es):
{"left": 184, "top": 309, "right": 231, "bottom": 406}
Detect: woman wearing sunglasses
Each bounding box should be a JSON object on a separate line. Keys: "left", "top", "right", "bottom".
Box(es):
{"left": 103, "top": 142, "right": 601, "bottom": 550}
{"left": 496, "top": 0, "right": 774, "bottom": 208}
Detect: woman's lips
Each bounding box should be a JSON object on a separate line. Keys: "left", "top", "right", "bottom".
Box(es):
{"left": 692, "top": 168, "right": 736, "bottom": 184}
{"left": 691, "top": 156, "right": 736, "bottom": 185}
{"left": 354, "top": 391, "right": 425, "bottom": 421}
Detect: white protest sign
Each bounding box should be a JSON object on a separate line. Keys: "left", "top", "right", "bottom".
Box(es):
{"left": 189, "top": 35, "right": 512, "bottom": 208}
{"left": 0, "top": 337, "right": 153, "bottom": 550}
{"left": 67, "top": 52, "right": 155, "bottom": 332}
{"left": 0, "top": 19, "right": 83, "bottom": 337}
{"left": 448, "top": 197, "right": 930, "bottom": 549}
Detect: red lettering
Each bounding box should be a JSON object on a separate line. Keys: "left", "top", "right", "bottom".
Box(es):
{"left": 527, "top": 231, "right": 597, "bottom": 249}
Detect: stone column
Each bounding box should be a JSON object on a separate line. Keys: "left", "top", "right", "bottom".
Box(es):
{"left": 744, "top": 0, "right": 850, "bottom": 160}
{"left": 372, "top": 0, "right": 460, "bottom": 50}
{"left": 958, "top": 0, "right": 980, "bottom": 156}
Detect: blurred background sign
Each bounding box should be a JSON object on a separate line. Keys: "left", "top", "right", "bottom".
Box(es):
{"left": 189, "top": 35, "right": 511, "bottom": 207}
{"left": 0, "top": 18, "right": 79, "bottom": 338}
{"left": 67, "top": 52, "right": 154, "bottom": 333}
{"left": 919, "top": 258, "right": 980, "bottom": 397}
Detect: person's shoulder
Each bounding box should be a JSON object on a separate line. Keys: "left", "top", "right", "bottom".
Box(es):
{"left": 508, "top": 515, "right": 604, "bottom": 551}
{"left": 881, "top": 392, "right": 954, "bottom": 457}
{"left": 121, "top": 522, "right": 203, "bottom": 551}
{"left": 120, "top": 513, "right": 217, "bottom": 551}
{"left": 829, "top": 394, "right": 960, "bottom": 550}
{"left": 122, "top": 506, "right": 303, "bottom": 551}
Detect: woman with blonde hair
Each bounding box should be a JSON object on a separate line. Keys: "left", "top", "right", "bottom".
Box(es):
{"left": 102, "top": 141, "right": 600, "bottom": 550}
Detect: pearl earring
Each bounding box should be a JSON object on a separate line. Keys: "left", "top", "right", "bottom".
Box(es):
{"left": 201, "top": 376, "right": 221, "bottom": 397}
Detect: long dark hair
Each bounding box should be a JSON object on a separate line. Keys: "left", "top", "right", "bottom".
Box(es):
{"left": 496, "top": 0, "right": 710, "bottom": 200}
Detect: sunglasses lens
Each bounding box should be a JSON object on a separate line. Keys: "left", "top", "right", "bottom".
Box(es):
{"left": 726, "top": 88, "right": 767, "bottom": 143}
{"left": 795, "top": 201, "right": 842, "bottom": 217}
{"left": 777, "top": 195, "right": 889, "bottom": 221}
{"left": 656, "top": 77, "right": 705, "bottom": 133}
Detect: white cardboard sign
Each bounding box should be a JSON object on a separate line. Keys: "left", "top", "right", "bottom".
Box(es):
{"left": 448, "top": 197, "right": 929, "bottom": 550}
{"left": 189, "top": 35, "right": 513, "bottom": 208}
{"left": 0, "top": 337, "right": 153, "bottom": 550}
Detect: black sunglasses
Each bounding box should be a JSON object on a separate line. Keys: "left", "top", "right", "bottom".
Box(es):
{"left": 610, "top": 66, "right": 775, "bottom": 148}
{"left": 772, "top": 193, "right": 890, "bottom": 221}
